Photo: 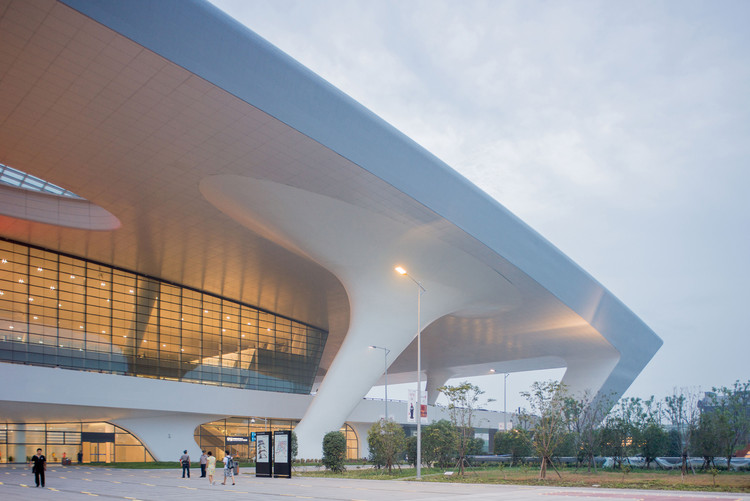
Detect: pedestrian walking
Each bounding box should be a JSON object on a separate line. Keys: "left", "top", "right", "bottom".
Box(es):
{"left": 221, "top": 450, "right": 235, "bottom": 485}
{"left": 30, "top": 448, "right": 46, "bottom": 487}
{"left": 206, "top": 451, "right": 216, "bottom": 485}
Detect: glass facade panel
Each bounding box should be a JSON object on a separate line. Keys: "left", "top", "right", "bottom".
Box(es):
{"left": 0, "top": 422, "right": 152, "bottom": 463}
{"left": 194, "top": 419, "right": 360, "bottom": 461}
{"left": 0, "top": 239, "right": 327, "bottom": 394}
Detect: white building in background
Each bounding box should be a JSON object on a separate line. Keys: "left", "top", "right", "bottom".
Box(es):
{"left": 0, "top": 0, "right": 661, "bottom": 461}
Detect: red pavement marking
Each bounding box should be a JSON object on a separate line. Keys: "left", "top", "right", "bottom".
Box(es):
{"left": 544, "top": 493, "right": 742, "bottom": 501}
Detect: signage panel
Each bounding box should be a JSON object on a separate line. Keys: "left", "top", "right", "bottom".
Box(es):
{"left": 255, "top": 432, "right": 272, "bottom": 477}
{"left": 273, "top": 430, "right": 292, "bottom": 478}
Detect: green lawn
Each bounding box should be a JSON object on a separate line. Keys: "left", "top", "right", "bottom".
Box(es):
{"left": 298, "top": 465, "right": 750, "bottom": 493}
{"left": 79, "top": 462, "right": 750, "bottom": 492}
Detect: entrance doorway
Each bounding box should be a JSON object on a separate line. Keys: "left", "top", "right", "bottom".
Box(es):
{"left": 82, "top": 441, "right": 113, "bottom": 463}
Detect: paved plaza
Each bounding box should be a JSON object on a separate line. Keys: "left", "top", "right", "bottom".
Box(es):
{"left": 0, "top": 465, "right": 748, "bottom": 501}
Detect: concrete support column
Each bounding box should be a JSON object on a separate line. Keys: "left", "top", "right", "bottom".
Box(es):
{"left": 425, "top": 369, "right": 454, "bottom": 405}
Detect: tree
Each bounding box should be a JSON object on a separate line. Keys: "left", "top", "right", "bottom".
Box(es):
{"left": 422, "top": 419, "right": 458, "bottom": 467}
{"left": 522, "top": 380, "right": 570, "bottom": 480}
{"left": 638, "top": 397, "right": 668, "bottom": 469}
{"left": 600, "top": 412, "right": 630, "bottom": 469}
{"left": 321, "top": 431, "right": 347, "bottom": 473}
{"left": 563, "top": 390, "right": 610, "bottom": 471}
{"left": 494, "top": 428, "right": 532, "bottom": 465}
{"left": 291, "top": 430, "right": 298, "bottom": 462}
{"left": 663, "top": 388, "right": 700, "bottom": 477}
{"left": 694, "top": 410, "right": 724, "bottom": 470}
{"left": 438, "top": 381, "right": 491, "bottom": 475}
{"left": 467, "top": 437, "right": 485, "bottom": 456}
{"left": 405, "top": 436, "right": 418, "bottom": 467}
{"left": 367, "top": 419, "right": 406, "bottom": 473}
{"left": 704, "top": 380, "right": 750, "bottom": 469}
{"left": 640, "top": 422, "right": 669, "bottom": 468}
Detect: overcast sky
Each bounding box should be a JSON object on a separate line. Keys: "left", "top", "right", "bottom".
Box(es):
{"left": 207, "top": 0, "right": 749, "bottom": 414}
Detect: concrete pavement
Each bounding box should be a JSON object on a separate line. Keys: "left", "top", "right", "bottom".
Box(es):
{"left": 0, "top": 464, "right": 748, "bottom": 501}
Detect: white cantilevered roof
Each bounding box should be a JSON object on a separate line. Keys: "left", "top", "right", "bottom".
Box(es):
{"left": 0, "top": 0, "right": 661, "bottom": 454}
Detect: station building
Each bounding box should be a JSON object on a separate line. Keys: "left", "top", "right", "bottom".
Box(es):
{"left": 0, "top": 0, "right": 662, "bottom": 461}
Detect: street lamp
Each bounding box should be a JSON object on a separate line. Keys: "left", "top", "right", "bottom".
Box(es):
{"left": 395, "top": 265, "right": 426, "bottom": 480}
{"left": 490, "top": 369, "right": 511, "bottom": 431}
{"left": 250, "top": 417, "right": 268, "bottom": 431}
{"left": 504, "top": 373, "right": 509, "bottom": 432}
{"left": 369, "top": 345, "right": 391, "bottom": 421}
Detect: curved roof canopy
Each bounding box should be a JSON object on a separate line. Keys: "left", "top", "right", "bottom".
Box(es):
{"left": 0, "top": 0, "right": 661, "bottom": 454}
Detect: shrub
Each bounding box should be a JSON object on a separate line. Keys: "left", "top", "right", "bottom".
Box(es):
{"left": 322, "top": 431, "right": 347, "bottom": 472}
{"left": 367, "top": 419, "right": 406, "bottom": 472}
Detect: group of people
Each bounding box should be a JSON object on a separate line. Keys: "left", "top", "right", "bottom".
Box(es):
{"left": 179, "top": 449, "right": 236, "bottom": 486}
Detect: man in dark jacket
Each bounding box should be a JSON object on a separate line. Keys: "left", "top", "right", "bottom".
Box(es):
{"left": 31, "top": 448, "right": 46, "bottom": 487}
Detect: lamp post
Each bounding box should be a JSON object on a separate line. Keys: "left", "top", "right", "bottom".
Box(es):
{"left": 491, "top": 369, "right": 510, "bottom": 431}
{"left": 504, "top": 373, "right": 509, "bottom": 432}
{"left": 250, "top": 417, "right": 268, "bottom": 431}
{"left": 369, "top": 345, "right": 391, "bottom": 421}
{"left": 395, "top": 265, "right": 425, "bottom": 480}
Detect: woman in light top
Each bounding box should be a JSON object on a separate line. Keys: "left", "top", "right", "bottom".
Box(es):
{"left": 206, "top": 451, "right": 217, "bottom": 485}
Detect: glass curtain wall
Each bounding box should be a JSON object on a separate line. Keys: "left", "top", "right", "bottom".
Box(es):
{"left": 0, "top": 239, "right": 327, "bottom": 394}
{"left": 195, "top": 419, "right": 360, "bottom": 461}
{"left": 0, "top": 422, "right": 154, "bottom": 463}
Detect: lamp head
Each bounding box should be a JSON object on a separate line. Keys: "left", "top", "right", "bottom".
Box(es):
{"left": 394, "top": 266, "right": 407, "bottom": 275}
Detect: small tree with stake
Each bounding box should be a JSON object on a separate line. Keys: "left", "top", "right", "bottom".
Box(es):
{"left": 438, "top": 381, "right": 492, "bottom": 476}
{"left": 367, "top": 419, "right": 406, "bottom": 473}
{"left": 522, "top": 380, "right": 570, "bottom": 480}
